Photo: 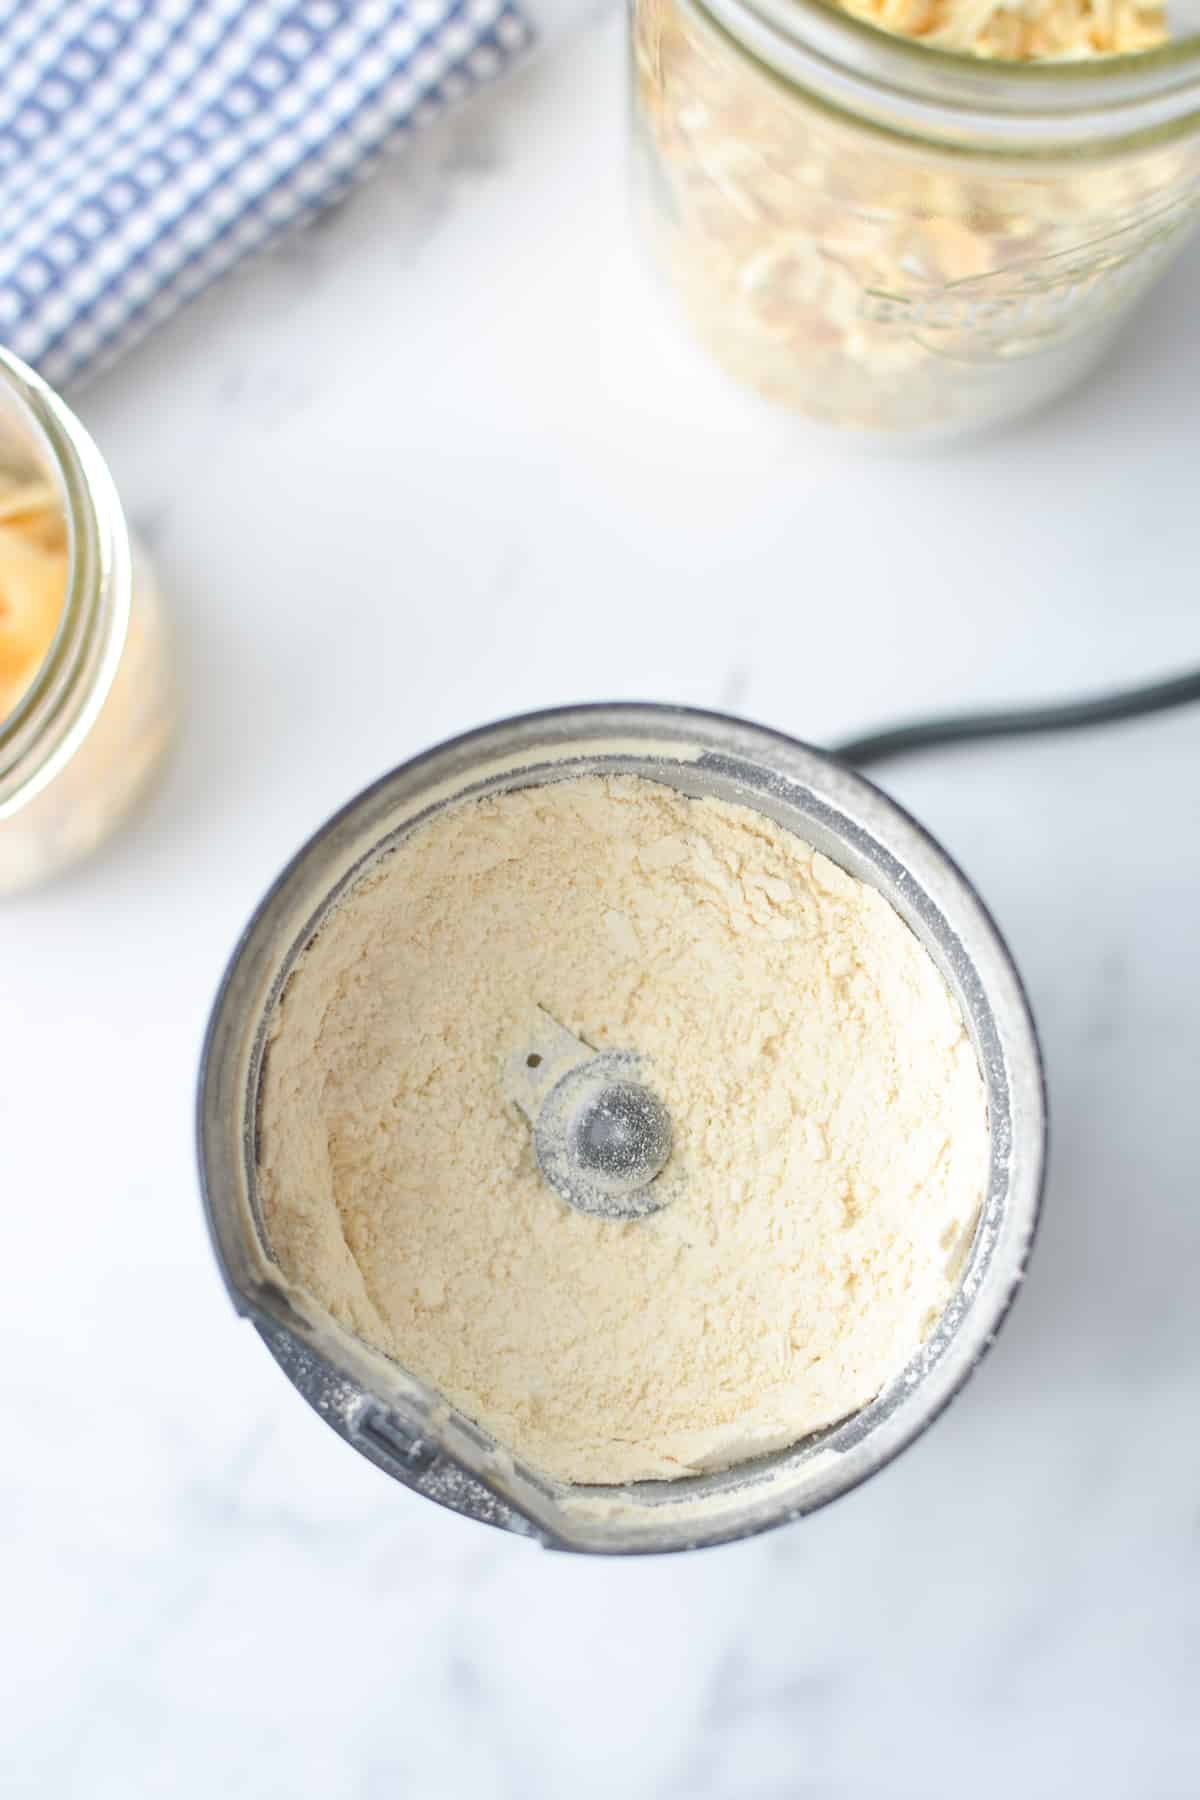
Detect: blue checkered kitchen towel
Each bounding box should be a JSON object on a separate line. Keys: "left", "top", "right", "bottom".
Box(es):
{"left": 0, "top": 0, "right": 532, "bottom": 389}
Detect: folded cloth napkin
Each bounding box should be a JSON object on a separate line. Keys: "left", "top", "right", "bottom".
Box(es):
{"left": 0, "top": 0, "right": 533, "bottom": 389}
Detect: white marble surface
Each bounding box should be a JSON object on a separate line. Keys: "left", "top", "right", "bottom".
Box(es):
{"left": 6, "top": 10, "right": 1200, "bottom": 1796}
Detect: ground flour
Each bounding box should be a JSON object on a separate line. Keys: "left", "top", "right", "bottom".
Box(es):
{"left": 258, "top": 775, "right": 989, "bottom": 1485}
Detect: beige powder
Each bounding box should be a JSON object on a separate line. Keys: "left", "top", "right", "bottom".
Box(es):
{"left": 258, "top": 775, "right": 989, "bottom": 1485}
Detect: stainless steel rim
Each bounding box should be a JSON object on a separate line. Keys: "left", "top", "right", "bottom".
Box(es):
{"left": 197, "top": 704, "right": 1047, "bottom": 1555}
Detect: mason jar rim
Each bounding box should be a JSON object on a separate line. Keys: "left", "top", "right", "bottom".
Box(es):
{"left": 0, "top": 346, "right": 130, "bottom": 818}
{"left": 697, "top": 0, "right": 1200, "bottom": 151}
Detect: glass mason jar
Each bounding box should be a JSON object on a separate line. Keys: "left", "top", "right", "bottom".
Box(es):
{"left": 630, "top": 0, "right": 1200, "bottom": 437}
{"left": 0, "top": 348, "right": 173, "bottom": 896}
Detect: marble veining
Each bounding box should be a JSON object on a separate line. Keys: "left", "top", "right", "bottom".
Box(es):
{"left": 4, "top": 7, "right": 1200, "bottom": 1797}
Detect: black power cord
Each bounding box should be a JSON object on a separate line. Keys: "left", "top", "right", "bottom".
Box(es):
{"left": 833, "top": 664, "right": 1200, "bottom": 771}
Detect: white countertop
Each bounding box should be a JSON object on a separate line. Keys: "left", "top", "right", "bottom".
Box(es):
{"left": 6, "top": 11, "right": 1200, "bottom": 1796}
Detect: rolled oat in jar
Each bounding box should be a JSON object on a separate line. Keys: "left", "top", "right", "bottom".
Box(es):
{"left": 631, "top": 0, "right": 1200, "bottom": 438}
